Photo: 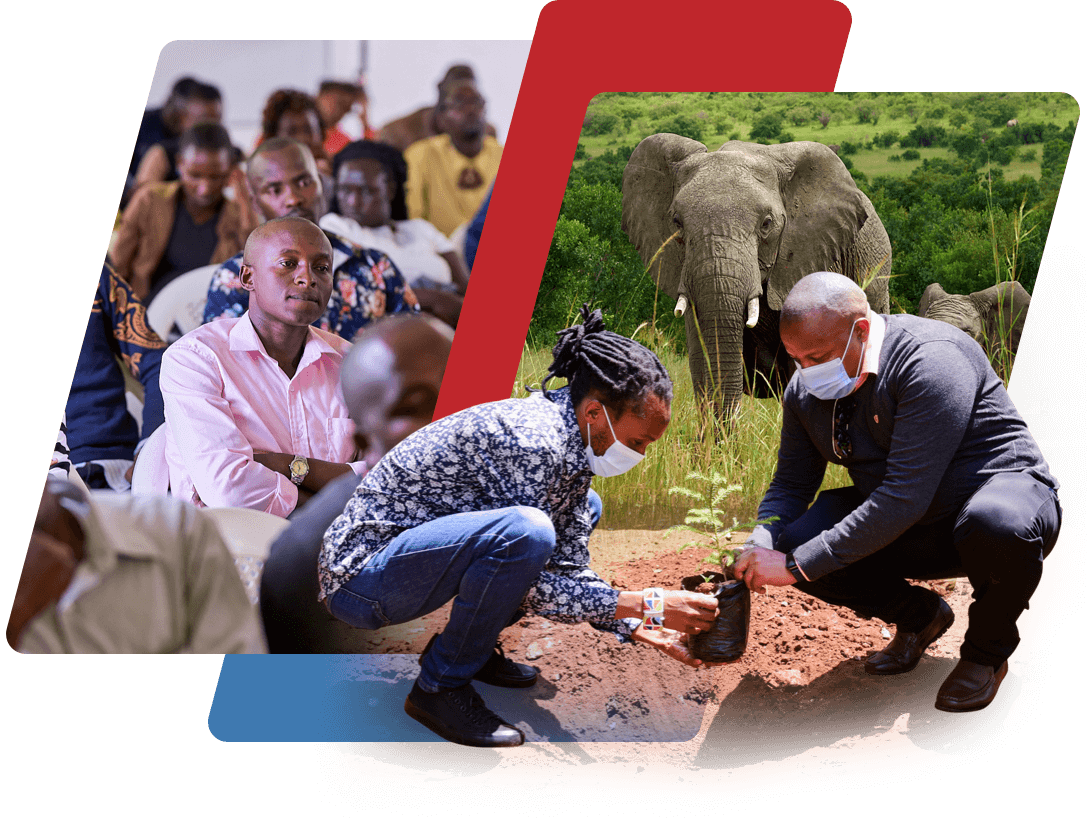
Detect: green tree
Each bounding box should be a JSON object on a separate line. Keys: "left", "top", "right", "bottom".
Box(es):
{"left": 749, "top": 112, "right": 784, "bottom": 141}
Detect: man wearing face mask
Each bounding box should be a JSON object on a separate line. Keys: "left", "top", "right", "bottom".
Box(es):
{"left": 733, "top": 272, "right": 1061, "bottom": 713}
{"left": 319, "top": 306, "right": 719, "bottom": 747}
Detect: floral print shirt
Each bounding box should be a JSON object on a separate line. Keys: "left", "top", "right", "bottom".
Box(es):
{"left": 201, "top": 229, "right": 419, "bottom": 341}
{"left": 319, "top": 387, "right": 639, "bottom": 641}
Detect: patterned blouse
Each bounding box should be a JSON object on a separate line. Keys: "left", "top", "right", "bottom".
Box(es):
{"left": 200, "top": 229, "right": 419, "bottom": 341}
{"left": 318, "top": 387, "right": 638, "bottom": 641}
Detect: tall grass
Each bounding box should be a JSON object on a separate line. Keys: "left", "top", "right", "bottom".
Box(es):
{"left": 983, "top": 173, "right": 1039, "bottom": 386}
{"left": 513, "top": 338, "right": 852, "bottom": 530}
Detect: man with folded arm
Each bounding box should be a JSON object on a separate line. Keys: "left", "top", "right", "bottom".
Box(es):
{"left": 161, "top": 217, "right": 365, "bottom": 517}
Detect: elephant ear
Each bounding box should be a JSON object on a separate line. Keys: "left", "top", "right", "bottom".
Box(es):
{"left": 918, "top": 282, "right": 949, "bottom": 317}
{"left": 969, "top": 280, "right": 1032, "bottom": 348}
{"left": 759, "top": 141, "right": 873, "bottom": 310}
{"left": 622, "top": 133, "right": 708, "bottom": 299}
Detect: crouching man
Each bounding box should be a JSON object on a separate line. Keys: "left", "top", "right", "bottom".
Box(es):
{"left": 733, "top": 272, "right": 1061, "bottom": 713}
{"left": 319, "top": 307, "right": 719, "bottom": 747}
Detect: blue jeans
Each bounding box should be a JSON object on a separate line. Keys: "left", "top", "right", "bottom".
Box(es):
{"left": 326, "top": 491, "right": 602, "bottom": 692}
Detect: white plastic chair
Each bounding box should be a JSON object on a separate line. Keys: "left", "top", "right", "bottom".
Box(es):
{"left": 203, "top": 507, "right": 291, "bottom": 604}
{"left": 145, "top": 264, "right": 219, "bottom": 340}
{"left": 130, "top": 424, "right": 170, "bottom": 496}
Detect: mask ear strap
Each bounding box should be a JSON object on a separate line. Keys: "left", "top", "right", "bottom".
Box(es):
{"left": 601, "top": 404, "right": 618, "bottom": 438}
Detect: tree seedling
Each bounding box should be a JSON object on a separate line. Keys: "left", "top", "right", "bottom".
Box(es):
{"left": 665, "top": 470, "right": 777, "bottom": 577}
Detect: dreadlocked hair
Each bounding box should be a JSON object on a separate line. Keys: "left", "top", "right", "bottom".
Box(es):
{"left": 542, "top": 305, "right": 672, "bottom": 417}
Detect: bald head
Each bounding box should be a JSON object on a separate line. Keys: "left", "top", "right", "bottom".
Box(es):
{"left": 781, "top": 272, "right": 869, "bottom": 331}
{"left": 242, "top": 217, "right": 330, "bottom": 265}
{"left": 781, "top": 272, "right": 868, "bottom": 330}
{"left": 340, "top": 314, "right": 454, "bottom": 469}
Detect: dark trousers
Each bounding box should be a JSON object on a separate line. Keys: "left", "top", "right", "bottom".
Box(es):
{"left": 777, "top": 472, "right": 1061, "bottom": 666}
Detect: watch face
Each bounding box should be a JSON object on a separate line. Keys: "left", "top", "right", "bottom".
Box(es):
{"left": 290, "top": 457, "right": 308, "bottom": 479}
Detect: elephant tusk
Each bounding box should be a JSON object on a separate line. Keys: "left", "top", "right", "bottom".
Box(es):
{"left": 746, "top": 297, "right": 759, "bottom": 328}
{"left": 674, "top": 295, "right": 688, "bottom": 318}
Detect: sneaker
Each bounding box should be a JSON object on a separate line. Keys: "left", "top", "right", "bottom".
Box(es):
{"left": 404, "top": 680, "right": 525, "bottom": 747}
{"left": 420, "top": 634, "right": 539, "bottom": 689}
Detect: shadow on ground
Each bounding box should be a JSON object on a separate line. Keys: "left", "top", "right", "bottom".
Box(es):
{"left": 694, "top": 654, "right": 1018, "bottom": 768}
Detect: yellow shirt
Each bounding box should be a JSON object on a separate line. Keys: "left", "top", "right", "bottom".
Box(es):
{"left": 404, "top": 134, "right": 502, "bottom": 237}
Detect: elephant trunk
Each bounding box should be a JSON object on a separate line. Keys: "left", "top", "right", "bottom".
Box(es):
{"left": 684, "top": 286, "right": 757, "bottom": 424}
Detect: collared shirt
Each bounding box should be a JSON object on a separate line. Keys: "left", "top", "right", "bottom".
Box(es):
{"left": 161, "top": 312, "right": 365, "bottom": 518}
{"left": 18, "top": 490, "right": 265, "bottom": 654}
{"left": 319, "top": 387, "right": 638, "bottom": 641}
{"left": 854, "top": 305, "right": 886, "bottom": 387}
{"left": 201, "top": 229, "right": 419, "bottom": 341}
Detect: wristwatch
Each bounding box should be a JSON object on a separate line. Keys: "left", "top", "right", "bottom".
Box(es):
{"left": 784, "top": 552, "right": 804, "bottom": 583}
{"left": 288, "top": 455, "right": 310, "bottom": 486}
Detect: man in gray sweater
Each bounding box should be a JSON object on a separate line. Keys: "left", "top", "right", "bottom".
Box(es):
{"left": 734, "top": 272, "right": 1061, "bottom": 713}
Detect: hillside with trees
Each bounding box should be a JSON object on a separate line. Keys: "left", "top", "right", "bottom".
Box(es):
{"left": 530, "top": 91, "right": 1077, "bottom": 347}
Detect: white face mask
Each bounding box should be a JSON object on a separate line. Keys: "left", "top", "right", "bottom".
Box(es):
{"left": 795, "top": 318, "right": 867, "bottom": 401}
{"left": 584, "top": 404, "right": 644, "bottom": 477}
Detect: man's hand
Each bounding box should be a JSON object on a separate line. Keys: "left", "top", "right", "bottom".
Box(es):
{"left": 662, "top": 590, "right": 719, "bottom": 635}
{"left": 615, "top": 589, "right": 719, "bottom": 633}
{"left": 731, "top": 546, "right": 795, "bottom": 594}
{"left": 631, "top": 625, "right": 705, "bottom": 668}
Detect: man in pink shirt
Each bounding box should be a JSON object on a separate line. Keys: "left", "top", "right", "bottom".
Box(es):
{"left": 161, "top": 217, "right": 366, "bottom": 517}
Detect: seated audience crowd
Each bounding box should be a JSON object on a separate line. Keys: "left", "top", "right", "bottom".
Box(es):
{"left": 15, "top": 66, "right": 501, "bottom": 685}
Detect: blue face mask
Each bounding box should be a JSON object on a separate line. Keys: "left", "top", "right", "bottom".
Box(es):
{"left": 795, "top": 318, "right": 866, "bottom": 401}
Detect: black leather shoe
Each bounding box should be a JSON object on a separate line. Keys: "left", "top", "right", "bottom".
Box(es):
{"left": 935, "top": 659, "right": 1008, "bottom": 713}
{"left": 404, "top": 680, "right": 525, "bottom": 747}
{"left": 865, "top": 598, "right": 955, "bottom": 675}
{"left": 421, "top": 634, "right": 539, "bottom": 689}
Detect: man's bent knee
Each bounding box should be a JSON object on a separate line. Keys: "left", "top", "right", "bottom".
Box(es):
{"left": 500, "top": 506, "right": 557, "bottom": 560}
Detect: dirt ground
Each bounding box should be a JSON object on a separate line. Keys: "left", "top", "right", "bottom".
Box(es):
{"left": 337, "top": 527, "right": 974, "bottom": 754}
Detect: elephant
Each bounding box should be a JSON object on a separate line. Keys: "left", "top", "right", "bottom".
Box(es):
{"left": 621, "top": 135, "right": 891, "bottom": 421}
{"left": 917, "top": 280, "right": 1031, "bottom": 381}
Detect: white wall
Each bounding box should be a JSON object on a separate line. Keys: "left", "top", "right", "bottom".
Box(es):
{"left": 143, "top": 39, "right": 531, "bottom": 152}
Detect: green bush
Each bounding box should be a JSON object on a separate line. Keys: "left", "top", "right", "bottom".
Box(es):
{"left": 787, "top": 105, "right": 813, "bottom": 126}
{"left": 657, "top": 114, "right": 705, "bottom": 142}
{"left": 531, "top": 179, "right": 685, "bottom": 349}
{"left": 584, "top": 113, "right": 620, "bottom": 136}
{"left": 749, "top": 112, "right": 784, "bottom": 141}
{"left": 855, "top": 100, "right": 880, "bottom": 124}
{"left": 901, "top": 123, "right": 948, "bottom": 148}
{"left": 901, "top": 149, "right": 920, "bottom": 161}
{"left": 874, "top": 130, "right": 900, "bottom": 148}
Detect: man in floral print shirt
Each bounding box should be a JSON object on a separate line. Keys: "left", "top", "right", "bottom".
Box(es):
{"left": 202, "top": 138, "right": 418, "bottom": 340}
{"left": 319, "top": 308, "right": 719, "bottom": 748}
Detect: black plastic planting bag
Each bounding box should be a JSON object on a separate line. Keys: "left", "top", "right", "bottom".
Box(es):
{"left": 690, "top": 579, "right": 750, "bottom": 663}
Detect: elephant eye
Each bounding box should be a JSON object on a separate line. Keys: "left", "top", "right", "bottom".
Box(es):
{"left": 672, "top": 214, "right": 683, "bottom": 230}
{"left": 760, "top": 216, "right": 773, "bottom": 234}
